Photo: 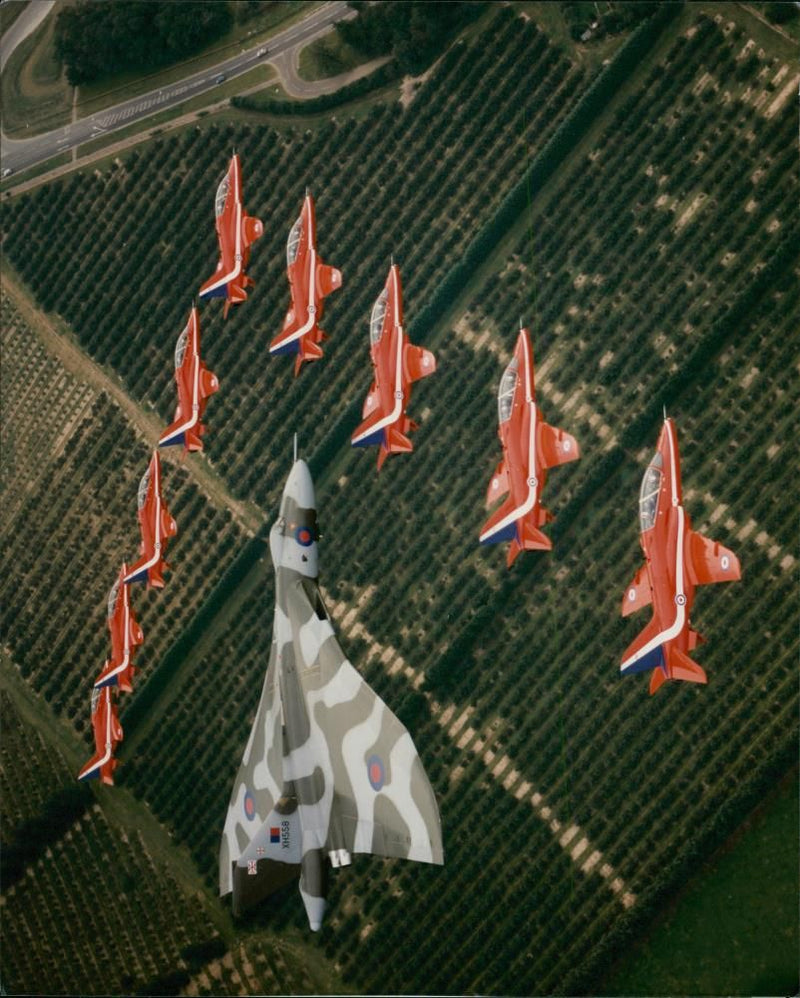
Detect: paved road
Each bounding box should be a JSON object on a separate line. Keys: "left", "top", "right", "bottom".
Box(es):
{"left": 1, "top": 1, "right": 353, "bottom": 175}
{"left": 0, "top": 0, "right": 55, "bottom": 73}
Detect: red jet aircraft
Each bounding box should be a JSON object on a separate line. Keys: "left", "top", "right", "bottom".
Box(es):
{"left": 198, "top": 153, "right": 263, "bottom": 317}
{"left": 479, "top": 326, "right": 579, "bottom": 566}
{"left": 269, "top": 190, "right": 342, "bottom": 375}
{"left": 350, "top": 263, "right": 436, "bottom": 470}
{"left": 620, "top": 416, "right": 741, "bottom": 694}
{"left": 123, "top": 451, "right": 177, "bottom": 588}
{"left": 94, "top": 564, "right": 144, "bottom": 692}
{"left": 159, "top": 306, "right": 219, "bottom": 452}
{"left": 77, "top": 687, "right": 123, "bottom": 784}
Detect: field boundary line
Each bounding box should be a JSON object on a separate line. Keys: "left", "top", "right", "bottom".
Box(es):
{"left": 1, "top": 266, "right": 264, "bottom": 536}
{"left": 320, "top": 584, "right": 635, "bottom": 908}
{"left": 0, "top": 650, "right": 233, "bottom": 938}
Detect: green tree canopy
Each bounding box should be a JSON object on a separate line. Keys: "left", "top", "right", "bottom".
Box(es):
{"left": 54, "top": 1, "right": 233, "bottom": 87}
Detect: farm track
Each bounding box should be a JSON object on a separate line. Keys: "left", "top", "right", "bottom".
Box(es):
{"left": 1, "top": 267, "right": 264, "bottom": 536}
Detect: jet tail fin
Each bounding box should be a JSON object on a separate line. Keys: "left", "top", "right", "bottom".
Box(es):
{"left": 507, "top": 516, "right": 552, "bottom": 564}
{"left": 377, "top": 427, "right": 413, "bottom": 470}
{"left": 294, "top": 338, "right": 324, "bottom": 377}
{"left": 667, "top": 646, "right": 707, "bottom": 685}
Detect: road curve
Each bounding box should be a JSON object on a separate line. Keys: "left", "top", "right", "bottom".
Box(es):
{"left": 1, "top": 1, "right": 353, "bottom": 175}
{"left": 0, "top": 0, "right": 55, "bottom": 73}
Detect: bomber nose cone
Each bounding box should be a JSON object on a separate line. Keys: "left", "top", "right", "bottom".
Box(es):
{"left": 282, "top": 459, "right": 316, "bottom": 511}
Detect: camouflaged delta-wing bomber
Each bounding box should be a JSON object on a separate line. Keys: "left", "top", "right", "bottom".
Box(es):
{"left": 219, "top": 455, "right": 444, "bottom": 930}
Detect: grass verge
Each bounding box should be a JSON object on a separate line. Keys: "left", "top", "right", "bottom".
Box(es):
{"left": 297, "top": 29, "right": 370, "bottom": 80}
{"left": 1, "top": 150, "right": 71, "bottom": 194}
{"left": 1, "top": 3, "right": 72, "bottom": 136}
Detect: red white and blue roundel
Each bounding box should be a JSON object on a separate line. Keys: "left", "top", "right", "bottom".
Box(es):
{"left": 243, "top": 789, "right": 256, "bottom": 821}
{"left": 367, "top": 754, "right": 385, "bottom": 791}
{"left": 295, "top": 525, "right": 314, "bottom": 547}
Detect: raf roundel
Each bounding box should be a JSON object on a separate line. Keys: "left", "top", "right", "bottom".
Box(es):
{"left": 243, "top": 789, "right": 256, "bottom": 821}
{"left": 367, "top": 754, "right": 385, "bottom": 791}
{"left": 295, "top": 526, "right": 314, "bottom": 547}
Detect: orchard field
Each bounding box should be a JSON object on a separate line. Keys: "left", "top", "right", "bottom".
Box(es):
{"left": 1, "top": 2, "right": 797, "bottom": 995}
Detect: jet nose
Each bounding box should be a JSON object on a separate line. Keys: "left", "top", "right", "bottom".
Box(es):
{"left": 282, "top": 459, "right": 316, "bottom": 511}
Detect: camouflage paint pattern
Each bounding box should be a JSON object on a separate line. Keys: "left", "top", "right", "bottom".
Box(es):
{"left": 220, "top": 459, "right": 443, "bottom": 930}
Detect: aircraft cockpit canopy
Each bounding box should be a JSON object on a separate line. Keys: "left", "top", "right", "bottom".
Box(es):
{"left": 91, "top": 687, "right": 101, "bottom": 714}
{"left": 287, "top": 215, "right": 303, "bottom": 267}
{"left": 107, "top": 579, "right": 120, "bottom": 619}
{"left": 497, "top": 356, "right": 519, "bottom": 424}
{"left": 214, "top": 173, "right": 230, "bottom": 218}
{"left": 137, "top": 467, "right": 151, "bottom": 510}
{"left": 174, "top": 327, "right": 189, "bottom": 369}
{"left": 370, "top": 288, "right": 388, "bottom": 344}
{"left": 639, "top": 452, "right": 663, "bottom": 532}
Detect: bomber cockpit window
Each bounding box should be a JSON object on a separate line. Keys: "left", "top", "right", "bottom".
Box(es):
{"left": 497, "top": 356, "right": 519, "bottom": 424}
{"left": 174, "top": 327, "right": 189, "bottom": 369}
{"left": 214, "top": 174, "right": 230, "bottom": 217}
{"left": 137, "top": 467, "right": 151, "bottom": 510}
{"left": 370, "top": 288, "right": 388, "bottom": 344}
{"left": 639, "top": 452, "right": 663, "bottom": 532}
{"left": 287, "top": 215, "right": 302, "bottom": 267}
{"left": 107, "top": 579, "right": 120, "bottom": 619}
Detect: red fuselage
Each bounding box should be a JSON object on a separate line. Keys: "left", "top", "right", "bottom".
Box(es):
{"left": 159, "top": 307, "right": 219, "bottom": 451}
{"left": 124, "top": 451, "right": 177, "bottom": 588}
{"left": 351, "top": 264, "right": 436, "bottom": 469}
{"left": 270, "top": 192, "right": 342, "bottom": 374}
{"left": 198, "top": 154, "right": 263, "bottom": 315}
{"left": 480, "top": 328, "right": 579, "bottom": 565}
{"left": 621, "top": 418, "right": 740, "bottom": 693}
{"left": 77, "top": 687, "right": 123, "bottom": 784}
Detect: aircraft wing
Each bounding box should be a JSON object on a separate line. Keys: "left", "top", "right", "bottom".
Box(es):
{"left": 403, "top": 343, "right": 436, "bottom": 383}
{"left": 687, "top": 530, "right": 741, "bottom": 587}
{"left": 485, "top": 459, "right": 510, "bottom": 507}
{"left": 285, "top": 579, "right": 443, "bottom": 865}
{"left": 219, "top": 636, "right": 285, "bottom": 898}
{"left": 621, "top": 563, "right": 653, "bottom": 617}
{"left": 539, "top": 421, "right": 580, "bottom": 469}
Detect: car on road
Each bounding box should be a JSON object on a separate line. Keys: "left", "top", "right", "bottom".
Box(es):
{"left": 257, "top": 47, "right": 268, "bottom": 57}
{"left": 215, "top": 73, "right": 226, "bottom": 84}
{"left": 2, "top": 168, "right": 13, "bottom": 179}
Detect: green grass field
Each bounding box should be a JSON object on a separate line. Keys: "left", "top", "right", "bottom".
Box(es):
{"left": 603, "top": 771, "right": 799, "bottom": 995}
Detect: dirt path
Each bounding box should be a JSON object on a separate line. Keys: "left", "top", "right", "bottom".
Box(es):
{"left": 1, "top": 267, "right": 265, "bottom": 536}
{"left": 272, "top": 46, "right": 389, "bottom": 99}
